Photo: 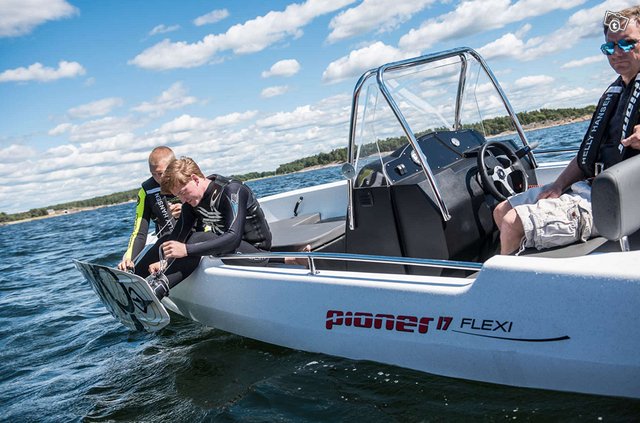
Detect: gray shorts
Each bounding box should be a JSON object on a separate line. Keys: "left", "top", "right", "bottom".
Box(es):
{"left": 507, "top": 181, "right": 595, "bottom": 250}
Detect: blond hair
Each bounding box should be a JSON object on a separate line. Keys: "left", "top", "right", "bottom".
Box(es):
{"left": 161, "top": 157, "right": 205, "bottom": 193}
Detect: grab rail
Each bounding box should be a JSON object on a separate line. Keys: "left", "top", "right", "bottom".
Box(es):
{"left": 217, "top": 251, "right": 482, "bottom": 275}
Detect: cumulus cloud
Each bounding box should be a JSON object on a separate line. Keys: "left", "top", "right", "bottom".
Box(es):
{"left": 327, "top": 0, "right": 433, "bottom": 43}
{"left": 257, "top": 104, "right": 323, "bottom": 128}
{"left": 210, "top": 110, "right": 259, "bottom": 127}
{"left": 46, "top": 144, "right": 78, "bottom": 158}
{"left": 561, "top": 55, "right": 604, "bottom": 69}
{"left": 398, "top": 0, "right": 586, "bottom": 52}
{"left": 49, "top": 123, "right": 73, "bottom": 136}
{"left": 475, "top": 0, "right": 634, "bottom": 62}
{"left": 130, "top": 0, "right": 355, "bottom": 70}
{"left": 132, "top": 82, "right": 199, "bottom": 117}
{"left": 3, "top": 93, "right": 355, "bottom": 212}
{"left": 0, "top": 61, "right": 86, "bottom": 83}
{"left": 261, "top": 85, "right": 289, "bottom": 98}
{"left": 477, "top": 31, "right": 541, "bottom": 60}
{"left": 322, "top": 41, "right": 419, "bottom": 84}
{"left": 524, "top": 0, "right": 635, "bottom": 60}
{"left": 47, "top": 116, "right": 144, "bottom": 143}
{"left": 508, "top": 82, "right": 602, "bottom": 111}
{"left": 261, "top": 59, "right": 301, "bottom": 78}
{"left": 67, "top": 97, "right": 124, "bottom": 119}
{"left": 0, "top": 144, "right": 38, "bottom": 163}
{"left": 0, "top": 0, "right": 78, "bottom": 37}
{"left": 514, "top": 74, "right": 555, "bottom": 88}
{"left": 149, "top": 24, "right": 180, "bottom": 36}
{"left": 157, "top": 110, "right": 258, "bottom": 134}
{"left": 193, "top": 9, "right": 229, "bottom": 26}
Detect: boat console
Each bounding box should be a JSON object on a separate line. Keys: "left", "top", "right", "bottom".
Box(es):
{"left": 345, "top": 129, "right": 536, "bottom": 275}
{"left": 265, "top": 48, "right": 543, "bottom": 274}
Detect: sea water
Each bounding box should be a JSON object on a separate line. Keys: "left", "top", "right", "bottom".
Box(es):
{"left": 1, "top": 121, "right": 638, "bottom": 421}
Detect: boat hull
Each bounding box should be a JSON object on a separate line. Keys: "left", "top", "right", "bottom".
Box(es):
{"left": 164, "top": 251, "right": 640, "bottom": 399}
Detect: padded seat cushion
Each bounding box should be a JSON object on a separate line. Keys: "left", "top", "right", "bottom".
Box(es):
{"left": 592, "top": 154, "right": 640, "bottom": 241}
{"left": 269, "top": 213, "right": 345, "bottom": 252}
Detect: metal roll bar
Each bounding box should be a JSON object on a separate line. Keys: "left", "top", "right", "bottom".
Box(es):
{"left": 346, "top": 47, "right": 536, "bottom": 225}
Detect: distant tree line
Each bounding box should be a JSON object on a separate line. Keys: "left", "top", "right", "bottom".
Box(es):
{"left": 1, "top": 106, "right": 595, "bottom": 222}
{"left": 463, "top": 105, "right": 596, "bottom": 136}
{"left": 0, "top": 189, "right": 138, "bottom": 224}
{"left": 233, "top": 105, "right": 596, "bottom": 180}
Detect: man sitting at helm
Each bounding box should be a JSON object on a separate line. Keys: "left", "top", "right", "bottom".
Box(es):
{"left": 493, "top": 6, "right": 640, "bottom": 254}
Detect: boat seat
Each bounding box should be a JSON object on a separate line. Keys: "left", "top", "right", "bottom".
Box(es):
{"left": 521, "top": 155, "right": 640, "bottom": 258}
{"left": 269, "top": 212, "right": 346, "bottom": 252}
{"left": 591, "top": 154, "right": 640, "bottom": 247}
{"left": 518, "top": 236, "right": 609, "bottom": 258}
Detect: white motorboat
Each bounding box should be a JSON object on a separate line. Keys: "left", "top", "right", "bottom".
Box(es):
{"left": 100, "top": 48, "right": 640, "bottom": 398}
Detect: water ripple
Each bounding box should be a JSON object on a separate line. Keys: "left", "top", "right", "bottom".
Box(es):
{"left": 1, "top": 122, "right": 639, "bottom": 421}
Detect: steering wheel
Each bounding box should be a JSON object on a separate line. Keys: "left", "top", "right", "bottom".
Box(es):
{"left": 477, "top": 141, "right": 528, "bottom": 201}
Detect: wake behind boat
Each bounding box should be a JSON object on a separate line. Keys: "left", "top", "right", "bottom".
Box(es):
{"left": 76, "top": 48, "right": 640, "bottom": 399}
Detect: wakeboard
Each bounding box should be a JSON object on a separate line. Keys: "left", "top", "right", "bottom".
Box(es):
{"left": 73, "top": 260, "right": 170, "bottom": 332}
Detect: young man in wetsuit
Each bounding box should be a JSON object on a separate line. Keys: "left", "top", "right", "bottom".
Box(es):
{"left": 117, "top": 146, "right": 181, "bottom": 271}
{"left": 134, "top": 157, "right": 272, "bottom": 299}
{"left": 493, "top": 6, "right": 640, "bottom": 254}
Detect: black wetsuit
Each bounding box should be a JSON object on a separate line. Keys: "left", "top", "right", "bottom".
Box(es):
{"left": 124, "top": 177, "right": 177, "bottom": 262}
{"left": 135, "top": 175, "right": 272, "bottom": 289}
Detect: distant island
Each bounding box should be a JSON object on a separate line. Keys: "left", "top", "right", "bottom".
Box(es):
{"left": 0, "top": 106, "right": 594, "bottom": 225}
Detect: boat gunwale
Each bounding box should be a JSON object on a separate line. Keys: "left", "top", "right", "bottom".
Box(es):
{"left": 218, "top": 251, "right": 482, "bottom": 273}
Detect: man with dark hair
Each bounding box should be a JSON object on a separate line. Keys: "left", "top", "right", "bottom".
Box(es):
{"left": 134, "top": 157, "right": 272, "bottom": 299}
{"left": 494, "top": 6, "right": 640, "bottom": 254}
{"left": 118, "top": 146, "right": 181, "bottom": 271}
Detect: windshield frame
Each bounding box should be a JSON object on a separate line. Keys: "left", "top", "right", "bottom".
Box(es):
{"left": 346, "top": 47, "right": 534, "bottom": 227}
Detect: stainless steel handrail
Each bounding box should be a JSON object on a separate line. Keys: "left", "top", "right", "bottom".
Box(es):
{"left": 346, "top": 68, "right": 378, "bottom": 231}
{"left": 465, "top": 49, "right": 536, "bottom": 167}
{"left": 377, "top": 57, "right": 454, "bottom": 221}
{"left": 217, "top": 251, "right": 482, "bottom": 275}
{"left": 454, "top": 54, "right": 468, "bottom": 130}
{"left": 345, "top": 47, "right": 535, "bottom": 223}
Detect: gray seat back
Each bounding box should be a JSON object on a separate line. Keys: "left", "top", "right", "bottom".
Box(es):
{"left": 592, "top": 154, "right": 640, "bottom": 241}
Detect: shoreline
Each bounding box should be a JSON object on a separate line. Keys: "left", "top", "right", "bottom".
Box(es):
{"left": 2, "top": 118, "right": 588, "bottom": 226}
{"left": 1, "top": 201, "right": 134, "bottom": 227}
{"left": 520, "top": 115, "right": 590, "bottom": 132}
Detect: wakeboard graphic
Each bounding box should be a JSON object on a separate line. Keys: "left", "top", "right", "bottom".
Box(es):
{"left": 73, "top": 260, "right": 170, "bottom": 332}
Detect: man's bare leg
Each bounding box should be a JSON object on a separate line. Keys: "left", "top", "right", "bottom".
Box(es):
{"left": 499, "top": 208, "right": 525, "bottom": 254}
{"left": 493, "top": 200, "right": 512, "bottom": 229}
{"left": 284, "top": 244, "right": 312, "bottom": 267}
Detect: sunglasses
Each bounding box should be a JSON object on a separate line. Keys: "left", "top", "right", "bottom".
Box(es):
{"left": 601, "top": 39, "right": 637, "bottom": 55}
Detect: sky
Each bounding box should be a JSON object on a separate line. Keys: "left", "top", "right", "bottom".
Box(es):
{"left": 0, "top": 0, "right": 636, "bottom": 213}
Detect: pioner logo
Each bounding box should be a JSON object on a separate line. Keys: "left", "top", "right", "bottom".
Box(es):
{"left": 325, "top": 309, "right": 570, "bottom": 342}
{"left": 326, "top": 310, "right": 452, "bottom": 334}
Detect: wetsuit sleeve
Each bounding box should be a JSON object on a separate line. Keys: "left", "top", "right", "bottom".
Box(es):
{"left": 168, "top": 203, "right": 197, "bottom": 243}
{"left": 124, "top": 187, "right": 151, "bottom": 261}
{"left": 186, "top": 183, "right": 249, "bottom": 256}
